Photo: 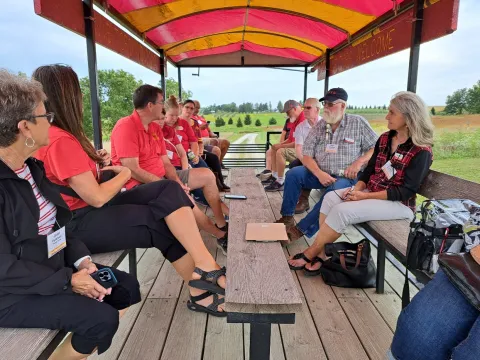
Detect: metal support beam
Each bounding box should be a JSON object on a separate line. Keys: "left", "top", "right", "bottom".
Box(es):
{"left": 303, "top": 66, "right": 308, "bottom": 103}
{"left": 324, "top": 49, "right": 331, "bottom": 95}
{"left": 407, "top": 0, "right": 425, "bottom": 93}
{"left": 178, "top": 67, "right": 182, "bottom": 101}
{"left": 83, "top": 0, "right": 102, "bottom": 149}
{"left": 159, "top": 49, "right": 166, "bottom": 94}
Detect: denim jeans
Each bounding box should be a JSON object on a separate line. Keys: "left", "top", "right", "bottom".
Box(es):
{"left": 390, "top": 270, "right": 480, "bottom": 360}
{"left": 280, "top": 166, "right": 356, "bottom": 237}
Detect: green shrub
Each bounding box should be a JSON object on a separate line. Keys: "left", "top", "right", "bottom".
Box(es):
{"left": 269, "top": 117, "right": 277, "bottom": 125}
{"left": 236, "top": 118, "right": 243, "bottom": 127}
{"left": 255, "top": 119, "right": 261, "bottom": 126}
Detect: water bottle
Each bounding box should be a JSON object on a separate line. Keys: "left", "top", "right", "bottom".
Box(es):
{"left": 187, "top": 150, "right": 196, "bottom": 162}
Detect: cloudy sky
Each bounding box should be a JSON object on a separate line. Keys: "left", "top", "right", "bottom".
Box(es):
{"left": 1, "top": 0, "right": 479, "bottom": 107}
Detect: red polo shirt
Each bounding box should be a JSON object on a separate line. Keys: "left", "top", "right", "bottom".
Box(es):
{"left": 287, "top": 111, "right": 305, "bottom": 143}
{"left": 111, "top": 110, "right": 167, "bottom": 189}
{"left": 162, "top": 125, "right": 182, "bottom": 168}
{"left": 174, "top": 118, "right": 198, "bottom": 152}
{"left": 35, "top": 126, "right": 97, "bottom": 211}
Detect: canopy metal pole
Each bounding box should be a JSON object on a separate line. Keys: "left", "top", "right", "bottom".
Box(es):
{"left": 324, "top": 49, "right": 331, "bottom": 95}
{"left": 303, "top": 66, "right": 308, "bottom": 103}
{"left": 159, "top": 49, "right": 166, "bottom": 94}
{"left": 178, "top": 67, "right": 182, "bottom": 101}
{"left": 83, "top": 0, "right": 102, "bottom": 149}
{"left": 407, "top": 0, "right": 425, "bottom": 92}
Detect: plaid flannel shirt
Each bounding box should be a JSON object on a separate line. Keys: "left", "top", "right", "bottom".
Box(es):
{"left": 302, "top": 114, "right": 378, "bottom": 174}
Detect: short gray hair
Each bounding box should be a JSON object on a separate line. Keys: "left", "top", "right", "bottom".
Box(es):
{"left": 390, "top": 91, "right": 434, "bottom": 147}
{"left": 0, "top": 70, "right": 46, "bottom": 147}
{"left": 305, "top": 97, "right": 321, "bottom": 110}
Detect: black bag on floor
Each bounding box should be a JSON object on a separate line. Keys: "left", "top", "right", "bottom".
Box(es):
{"left": 320, "top": 239, "right": 376, "bottom": 288}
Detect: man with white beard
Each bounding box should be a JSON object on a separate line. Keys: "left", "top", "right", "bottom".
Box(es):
{"left": 276, "top": 88, "right": 378, "bottom": 243}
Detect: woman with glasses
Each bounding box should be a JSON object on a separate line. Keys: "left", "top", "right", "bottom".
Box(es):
{"left": 288, "top": 91, "right": 434, "bottom": 273}
{"left": 33, "top": 64, "right": 227, "bottom": 318}
{"left": 174, "top": 100, "right": 230, "bottom": 192}
{"left": 0, "top": 70, "right": 141, "bottom": 359}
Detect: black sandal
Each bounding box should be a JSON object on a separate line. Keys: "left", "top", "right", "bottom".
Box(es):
{"left": 187, "top": 291, "right": 227, "bottom": 317}
{"left": 189, "top": 267, "right": 226, "bottom": 295}
{"left": 303, "top": 257, "right": 325, "bottom": 276}
{"left": 288, "top": 253, "right": 312, "bottom": 270}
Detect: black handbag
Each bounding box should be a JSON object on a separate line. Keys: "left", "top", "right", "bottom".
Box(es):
{"left": 50, "top": 169, "right": 117, "bottom": 199}
{"left": 320, "top": 239, "right": 376, "bottom": 288}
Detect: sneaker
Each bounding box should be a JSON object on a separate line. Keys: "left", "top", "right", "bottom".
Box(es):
{"left": 265, "top": 181, "right": 284, "bottom": 192}
{"left": 261, "top": 175, "right": 275, "bottom": 185}
{"left": 259, "top": 170, "right": 273, "bottom": 181}
{"left": 217, "top": 235, "right": 228, "bottom": 255}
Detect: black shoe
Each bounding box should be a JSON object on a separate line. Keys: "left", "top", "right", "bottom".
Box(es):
{"left": 216, "top": 223, "right": 228, "bottom": 233}
{"left": 256, "top": 169, "right": 272, "bottom": 179}
{"left": 265, "top": 181, "right": 284, "bottom": 192}
{"left": 261, "top": 175, "right": 275, "bottom": 185}
{"left": 217, "top": 235, "right": 228, "bottom": 255}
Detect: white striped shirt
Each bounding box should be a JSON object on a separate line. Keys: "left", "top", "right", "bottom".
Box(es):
{"left": 15, "top": 164, "right": 57, "bottom": 236}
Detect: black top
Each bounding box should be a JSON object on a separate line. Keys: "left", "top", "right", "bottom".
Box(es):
{"left": 359, "top": 132, "right": 432, "bottom": 202}
{"left": 0, "top": 157, "right": 90, "bottom": 310}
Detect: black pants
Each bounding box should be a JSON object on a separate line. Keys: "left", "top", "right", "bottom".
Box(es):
{"left": 202, "top": 151, "right": 226, "bottom": 186}
{"left": 288, "top": 158, "right": 303, "bottom": 169}
{"left": 67, "top": 180, "right": 193, "bottom": 263}
{"left": 0, "top": 266, "right": 140, "bottom": 355}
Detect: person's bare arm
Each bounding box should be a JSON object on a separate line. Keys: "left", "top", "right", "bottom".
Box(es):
{"left": 344, "top": 148, "right": 375, "bottom": 179}
{"left": 177, "top": 144, "right": 189, "bottom": 170}
{"left": 279, "top": 130, "right": 287, "bottom": 143}
{"left": 295, "top": 144, "right": 303, "bottom": 162}
{"left": 67, "top": 167, "right": 131, "bottom": 208}
{"left": 190, "top": 142, "right": 200, "bottom": 157}
{"left": 120, "top": 157, "right": 161, "bottom": 184}
{"left": 162, "top": 156, "right": 182, "bottom": 183}
{"left": 302, "top": 156, "right": 336, "bottom": 186}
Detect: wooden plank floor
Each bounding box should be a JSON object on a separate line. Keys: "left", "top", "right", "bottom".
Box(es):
{"left": 93, "top": 169, "right": 418, "bottom": 360}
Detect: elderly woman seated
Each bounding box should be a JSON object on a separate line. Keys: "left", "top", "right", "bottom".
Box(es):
{"left": 0, "top": 70, "right": 141, "bottom": 359}
{"left": 288, "top": 91, "right": 434, "bottom": 273}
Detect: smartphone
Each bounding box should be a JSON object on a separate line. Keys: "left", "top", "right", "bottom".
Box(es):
{"left": 207, "top": 121, "right": 211, "bottom": 124}
{"left": 91, "top": 268, "right": 118, "bottom": 289}
{"left": 224, "top": 194, "right": 247, "bottom": 200}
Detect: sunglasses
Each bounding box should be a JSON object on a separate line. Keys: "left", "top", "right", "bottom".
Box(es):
{"left": 27, "top": 112, "right": 55, "bottom": 123}
{"left": 322, "top": 101, "right": 342, "bottom": 108}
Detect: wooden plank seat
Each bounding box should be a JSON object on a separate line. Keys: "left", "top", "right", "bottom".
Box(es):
{"left": 225, "top": 168, "right": 302, "bottom": 360}
{"left": 354, "top": 170, "right": 480, "bottom": 294}
{"left": 0, "top": 249, "right": 136, "bottom": 360}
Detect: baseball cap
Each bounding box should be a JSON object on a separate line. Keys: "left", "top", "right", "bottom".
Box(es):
{"left": 282, "top": 100, "right": 301, "bottom": 113}
{"left": 319, "top": 88, "right": 348, "bottom": 103}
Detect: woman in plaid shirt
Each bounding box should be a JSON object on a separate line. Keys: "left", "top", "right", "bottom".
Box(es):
{"left": 288, "top": 92, "right": 434, "bottom": 274}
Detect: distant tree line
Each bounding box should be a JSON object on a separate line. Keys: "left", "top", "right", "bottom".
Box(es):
{"left": 444, "top": 80, "right": 480, "bottom": 115}
{"left": 202, "top": 101, "right": 275, "bottom": 115}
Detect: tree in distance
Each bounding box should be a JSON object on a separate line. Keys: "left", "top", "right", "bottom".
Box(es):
{"left": 228, "top": 117, "right": 233, "bottom": 125}
{"left": 255, "top": 119, "right": 262, "bottom": 126}
{"left": 277, "top": 101, "right": 283, "bottom": 112}
{"left": 237, "top": 118, "right": 243, "bottom": 127}
{"left": 244, "top": 114, "right": 252, "bottom": 125}
{"left": 269, "top": 117, "right": 277, "bottom": 125}
{"left": 431, "top": 107, "right": 436, "bottom": 116}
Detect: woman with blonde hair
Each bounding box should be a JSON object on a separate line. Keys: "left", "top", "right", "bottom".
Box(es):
{"left": 288, "top": 91, "right": 434, "bottom": 272}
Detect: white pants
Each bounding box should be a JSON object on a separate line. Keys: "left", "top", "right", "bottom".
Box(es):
{"left": 320, "top": 188, "right": 414, "bottom": 234}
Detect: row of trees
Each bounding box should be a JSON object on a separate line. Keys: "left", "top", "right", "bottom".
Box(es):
{"left": 214, "top": 115, "right": 278, "bottom": 127}
{"left": 203, "top": 102, "right": 278, "bottom": 115}
{"left": 444, "top": 80, "right": 480, "bottom": 115}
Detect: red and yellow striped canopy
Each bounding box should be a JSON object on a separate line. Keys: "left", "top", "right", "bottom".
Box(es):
{"left": 106, "top": 0, "right": 407, "bottom": 66}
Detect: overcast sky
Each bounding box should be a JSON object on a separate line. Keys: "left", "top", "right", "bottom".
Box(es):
{"left": 1, "top": 0, "right": 479, "bottom": 107}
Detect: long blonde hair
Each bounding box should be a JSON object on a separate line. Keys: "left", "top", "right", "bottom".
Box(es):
{"left": 390, "top": 91, "right": 434, "bottom": 147}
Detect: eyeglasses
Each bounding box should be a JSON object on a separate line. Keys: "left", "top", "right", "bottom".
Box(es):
{"left": 28, "top": 112, "right": 55, "bottom": 123}
{"left": 304, "top": 106, "right": 319, "bottom": 110}
{"left": 153, "top": 100, "right": 164, "bottom": 105}
{"left": 322, "top": 101, "right": 341, "bottom": 108}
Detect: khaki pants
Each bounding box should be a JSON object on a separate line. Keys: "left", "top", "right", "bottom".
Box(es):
{"left": 280, "top": 148, "right": 297, "bottom": 163}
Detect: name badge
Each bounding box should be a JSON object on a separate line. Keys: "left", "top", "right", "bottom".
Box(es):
{"left": 381, "top": 161, "right": 397, "bottom": 179}
{"left": 177, "top": 134, "right": 183, "bottom": 142}
{"left": 393, "top": 152, "right": 404, "bottom": 160}
{"left": 325, "top": 144, "right": 339, "bottom": 153}
{"left": 344, "top": 137, "right": 355, "bottom": 144}
{"left": 47, "top": 227, "right": 67, "bottom": 258}
{"left": 167, "top": 150, "right": 174, "bottom": 160}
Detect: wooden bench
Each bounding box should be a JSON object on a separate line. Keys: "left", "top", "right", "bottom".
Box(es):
{"left": 225, "top": 168, "right": 302, "bottom": 360}
{"left": 354, "top": 170, "right": 480, "bottom": 294}
{"left": 0, "top": 248, "right": 137, "bottom": 360}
